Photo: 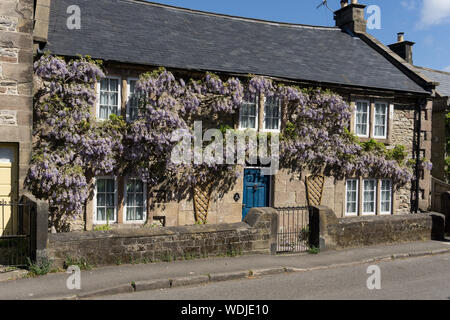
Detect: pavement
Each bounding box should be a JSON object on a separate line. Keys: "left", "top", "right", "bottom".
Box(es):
{"left": 0, "top": 239, "right": 449, "bottom": 300}
{"left": 97, "top": 252, "right": 450, "bottom": 300}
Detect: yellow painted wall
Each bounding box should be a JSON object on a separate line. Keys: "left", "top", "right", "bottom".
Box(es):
{"left": 0, "top": 144, "right": 18, "bottom": 235}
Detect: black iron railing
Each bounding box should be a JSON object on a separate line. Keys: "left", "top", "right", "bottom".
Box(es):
{"left": 275, "top": 206, "right": 311, "bottom": 253}
{"left": 0, "top": 200, "right": 35, "bottom": 266}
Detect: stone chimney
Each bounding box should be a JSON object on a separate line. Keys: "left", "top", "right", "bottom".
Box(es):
{"left": 388, "top": 32, "right": 415, "bottom": 64}
{"left": 334, "top": 0, "right": 367, "bottom": 34}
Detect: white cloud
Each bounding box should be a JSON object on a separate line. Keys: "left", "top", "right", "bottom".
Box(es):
{"left": 444, "top": 65, "right": 450, "bottom": 72}
{"left": 418, "top": 0, "right": 450, "bottom": 28}
{"left": 401, "top": 0, "right": 417, "bottom": 10}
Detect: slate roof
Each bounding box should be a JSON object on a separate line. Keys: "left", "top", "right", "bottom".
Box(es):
{"left": 414, "top": 66, "right": 450, "bottom": 97}
{"left": 46, "top": 0, "right": 429, "bottom": 94}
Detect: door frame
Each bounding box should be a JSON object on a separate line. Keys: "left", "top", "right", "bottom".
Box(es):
{"left": 242, "top": 167, "right": 273, "bottom": 219}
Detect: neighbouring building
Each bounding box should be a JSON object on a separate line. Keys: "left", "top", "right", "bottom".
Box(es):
{"left": 35, "top": 0, "right": 436, "bottom": 231}
{"left": 0, "top": 0, "right": 38, "bottom": 235}
{"left": 387, "top": 31, "right": 450, "bottom": 213}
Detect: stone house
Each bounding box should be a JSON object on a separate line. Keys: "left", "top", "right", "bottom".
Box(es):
{"left": 32, "top": 0, "right": 436, "bottom": 231}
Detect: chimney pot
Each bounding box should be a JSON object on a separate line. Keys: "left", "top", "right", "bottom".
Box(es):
{"left": 388, "top": 32, "right": 415, "bottom": 64}
{"left": 334, "top": 1, "right": 367, "bottom": 34}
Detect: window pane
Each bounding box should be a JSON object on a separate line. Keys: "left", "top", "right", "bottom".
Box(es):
{"left": 241, "top": 105, "right": 249, "bottom": 117}
{"left": 100, "top": 92, "right": 108, "bottom": 105}
{"left": 106, "top": 179, "right": 114, "bottom": 192}
{"left": 106, "top": 208, "right": 115, "bottom": 221}
{"left": 100, "top": 79, "right": 108, "bottom": 91}
{"left": 135, "top": 207, "right": 143, "bottom": 220}
{"left": 241, "top": 116, "right": 248, "bottom": 128}
{"left": 109, "top": 79, "right": 118, "bottom": 92}
{"left": 126, "top": 207, "right": 135, "bottom": 221}
{"left": 374, "top": 103, "right": 387, "bottom": 137}
{"left": 346, "top": 180, "right": 358, "bottom": 215}
{"left": 356, "top": 102, "right": 368, "bottom": 136}
{"left": 264, "top": 97, "right": 280, "bottom": 130}
{"left": 135, "top": 193, "right": 143, "bottom": 207}
{"left": 249, "top": 117, "right": 256, "bottom": 129}
{"left": 110, "top": 92, "right": 118, "bottom": 107}
{"left": 127, "top": 181, "right": 134, "bottom": 193}
{"left": 135, "top": 181, "right": 143, "bottom": 192}
{"left": 106, "top": 194, "right": 114, "bottom": 207}
{"left": 97, "top": 179, "right": 105, "bottom": 192}
{"left": 97, "top": 194, "right": 105, "bottom": 207}
{"left": 248, "top": 104, "right": 256, "bottom": 116}
{"left": 239, "top": 98, "right": 257, "bottom": 129}
{"left": 381, "top": 180, "right": 392, "bottom": 213}
{"left": 97, "top": 208, "right": 105, "bottom": 221}
{"left": 125, "top": 179, "right": 145, "bottom": 221}
{"left": 129, "top": 80, "right": 136, "bottom": 93}
{"left": 363, "top": 180, "right": 376, "bottom": 214}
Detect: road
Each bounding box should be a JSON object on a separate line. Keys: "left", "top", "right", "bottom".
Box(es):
{"left": 95, "top": 253, "right": 450, "bottom": 300}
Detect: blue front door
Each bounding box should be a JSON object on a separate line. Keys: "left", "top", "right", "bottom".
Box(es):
{"left": 242, "top": 168, "right": 270, "bottom": 219}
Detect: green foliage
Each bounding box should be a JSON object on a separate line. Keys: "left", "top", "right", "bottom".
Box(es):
{"left": 386, "top": 145, "right": 408, "bottom": 164}
{"left": 299, "top": 225, "right": 310, "bottom": 242}
{"left": 63, "top": 256, "right": 93, "bottom": 270}
{"left": 282, "top": 121, "right": 297, "bottom": 140}
{"left": 360, "top": 138, "right": 386, "bottom": 153}
{"left": 162, "top": 252, "right": 174, "bottom": 262}
{"left": 308, "top": 246, "right": 320, "bottom": 254}
{"left": 26, "top": 257, "right": 53, "bottom": 277}
{"left": 93, "top": 224, "right": 112, "bottom": 231}
{"left": 359, "top": 139, "right": 408, "bottom": 165}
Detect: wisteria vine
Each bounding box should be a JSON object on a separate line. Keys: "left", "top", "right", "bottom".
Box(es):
{"left": 26, "top": 56, "right": 425, "bottom": 227}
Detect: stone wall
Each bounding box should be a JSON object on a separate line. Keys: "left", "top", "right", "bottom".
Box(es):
{"left": 0, "top": 0, "right": 34, "bottom": 195}
{"left": 431, "top": 177, "right": 450, "bottom": 214}
{"left": 311, "top": 206, "right": 445, "bottom": 250}
{"left": 47, "top": 207, "right": 277, "bottom": 268}
{"left": 431, "top": 97, "right": 448, "bottom": 182}
{"left": 391, "top": 106, "right": 415, "bottom": 214}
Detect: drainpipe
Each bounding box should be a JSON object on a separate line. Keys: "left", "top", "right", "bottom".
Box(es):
{"left": 413, "top": 99, "right": 425, "bottom": 213}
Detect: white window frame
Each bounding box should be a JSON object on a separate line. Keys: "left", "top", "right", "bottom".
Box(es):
{"left": 123, "top": 177, "right": 147, "bottom": 224}
{"left": 93, "top": 176, "right": 118, "bottom": 225}
{"left": 354, "top": 100, "right": 370, "bottom": 138}
{"left": 345, "top": 179, "right": 359, "bottom": 217}
{"left": 238, "top": 96, "right": 259, "bottom": 130}
{"left": 379, "top": 179, "right": 392, "bottom": 215}
{"left": 96, "top": 76, "right": 122, "bottom": 121}
{"left": 262, "top": 95, "right": 281, "bottom": 132}
{"left": 126, "top": 77, "right": 139, "bottom": 122}
{"left": 362, "top": 179, "right": 377, "bottom": 216}
{"left": 373, "top": 101, "right": 388, "bottom": 139}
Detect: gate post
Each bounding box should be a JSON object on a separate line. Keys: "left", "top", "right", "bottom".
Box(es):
{"left": 22, "top": 194, "right": 49, "bottom": 263}
{"left": 309, "top": 205, "right": 338, "bottom": 251}
{"left": 308, "top": 207, "right": 320, "bottom": 249}
{"left": 34, "top": 200, "right": 49, "bottom": 263}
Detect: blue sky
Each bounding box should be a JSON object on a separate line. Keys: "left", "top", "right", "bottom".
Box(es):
{"left": 148, "top": 0, "right": 450, "bottom": 72}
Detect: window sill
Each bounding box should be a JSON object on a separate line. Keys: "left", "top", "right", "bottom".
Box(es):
{"left": 260, "top": 128, "right": 280, "bottom": 133}
{"left": 357, "top": 137, "right": 390, "bottom": 144}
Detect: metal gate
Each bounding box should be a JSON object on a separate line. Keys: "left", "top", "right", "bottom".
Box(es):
{"left": 275, "top": 206, "right": 311, "bottom": 253}
{"left": 0, "top": 200, "right": 34, "bottom": 266}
